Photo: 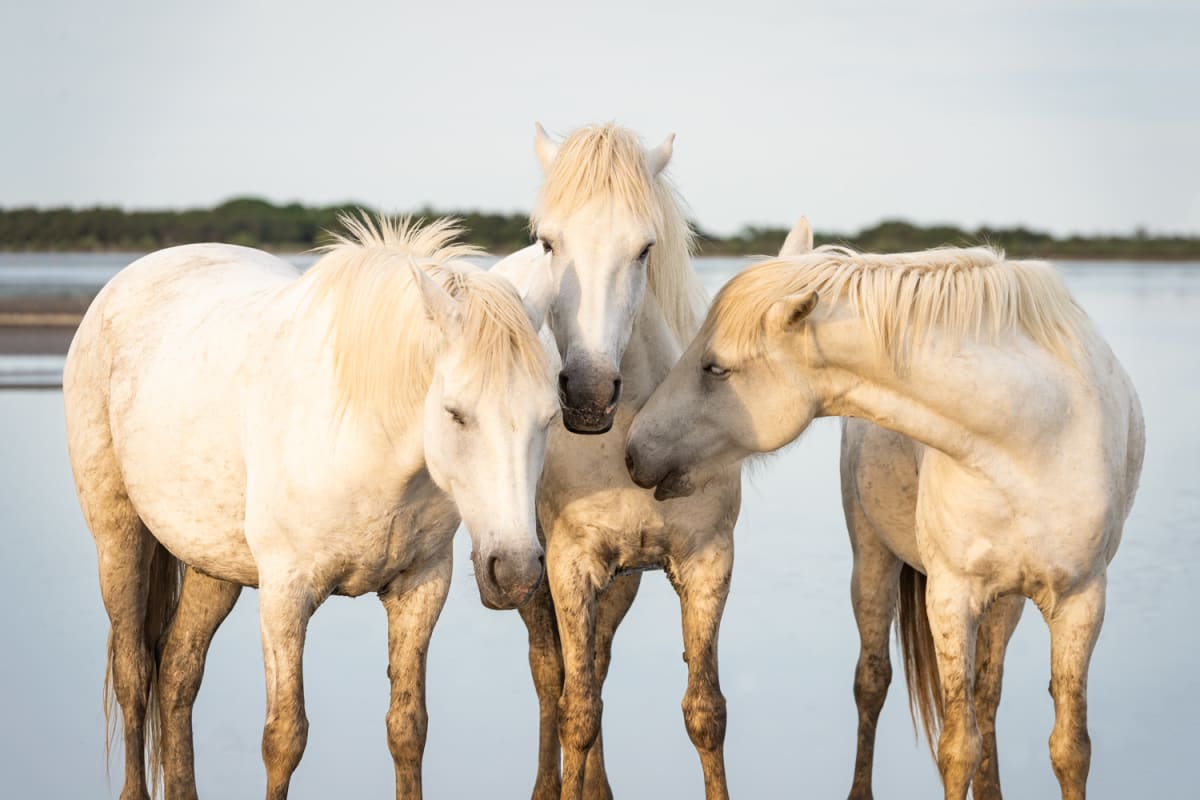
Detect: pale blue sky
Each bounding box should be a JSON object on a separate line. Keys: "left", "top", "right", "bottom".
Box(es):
{"left": 2, "top": 0, "right": 1197, "bottom": 235}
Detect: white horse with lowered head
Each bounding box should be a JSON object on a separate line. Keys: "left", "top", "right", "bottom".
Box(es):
{"left": 626, "top": 220, "right": 1144, "bottom": 800}
{"left": 64, "top": 216, "right": 557, "bottom": 800}
{"left": 511, "top": 123, "right": 741, "bottom": 800}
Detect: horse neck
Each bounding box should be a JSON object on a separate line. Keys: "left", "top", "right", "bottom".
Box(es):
{"left": 814, "top": 318, "right": 1074, "bottom": 473}
{"left": 620, "top": 289, "right": 683, "bottom": 410}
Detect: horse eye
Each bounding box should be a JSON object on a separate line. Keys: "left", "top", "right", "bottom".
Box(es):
{"left": 637, "top": 243, "right": 653, "bottom": 262}
{"left": 537, "top": 236, "right": 555, "bottom": 256}
{"left": 702, "top": 363, "right": 730, "bottom": 379}
{"left": 445, "top": 407, "right": 466, "bottom": 426}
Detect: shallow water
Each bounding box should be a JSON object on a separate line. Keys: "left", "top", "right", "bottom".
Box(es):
{"left": 1, "top": 258, "right": 1197, "bottom": 798}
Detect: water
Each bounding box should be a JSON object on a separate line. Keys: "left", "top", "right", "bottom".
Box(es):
{"left": 1, "top": 256, "right": 1197, "bottom": 798}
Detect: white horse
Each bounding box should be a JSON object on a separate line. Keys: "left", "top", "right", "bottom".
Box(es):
{"left": 512, "top": 123, "right": 741, "bottom": 800}
{"left": 63, "top": 216, "right": 558, "bottom": 800}
{"left": 626, "top": 221, "right": 1144, "bottom": 800}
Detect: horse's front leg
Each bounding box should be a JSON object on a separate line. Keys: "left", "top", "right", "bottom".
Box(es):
{"left": 1042, "top": 577, "right": 1106, "bottom": 800}
{"left": 379, "top": 552, "right": 453, "bottom": 800}
{"left": 669, "top": 536, "right": 734, "bottom": 800}
{"left": 582, "top": 570, "right": 642, "bottom": 800}
{"left": 518, "top": 578, "right": 565, "bottom": 800}
{"left": 546, "top": 532, "right": 604, "bottom": 800}
{"left": 257, "top": 576, "right": 317, "bottom": 800}
{"left": 159, "top": 567, "right": 242, "bottom": 799}
{"left": 925, "top": 571, "right": 985, "bottom": 800}
{"left": 971, "top": 594, "right": 1024, "bottom": 800}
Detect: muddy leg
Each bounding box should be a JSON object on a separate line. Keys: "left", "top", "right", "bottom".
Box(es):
{"left": 845, "top": 522, "right": 902, "bottom": 800}
{"left": 1043, "top": 578, "right": 1106, "bottom": 800}
{"left": 971, "top": 595, "right": 1024, "bottom": 800}
{"left": 926, "top": 573, "right": 983, "bottom": 800}
{"left": 159, "top": 567, "right": 242, "bottom": 800}
{"left": 380, "top": 553, "right": 452, "bottom": 800}
{"left": 547, "top": 535, "right": 603, "bottom": 800}
{"left": 582, "top": 571, "right": 641, "bottom": 800}
{"left": 258, "top": 579, "right": 315, "bottom": 800}
{"left": 96, "top": 518, "right": 157, "bottom": 800}
{"left": 671, "top": 541, "right": 733, "bottom": 800}
{"left": 519, "top": 579, "right": 564, "bottom": 800}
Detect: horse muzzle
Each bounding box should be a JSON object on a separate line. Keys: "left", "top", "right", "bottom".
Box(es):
{"left": 625, "top": 443, "right": 695, "bottom": 500}
{"left": 558, "top": 365, "right": 621, "bottom": 435}
{"left": 471, "top": 546, "right": 545, "bottom": 610}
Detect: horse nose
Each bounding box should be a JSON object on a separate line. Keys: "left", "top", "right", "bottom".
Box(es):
{"left": 481, "top": 548, "right": 545, "bottom": 609}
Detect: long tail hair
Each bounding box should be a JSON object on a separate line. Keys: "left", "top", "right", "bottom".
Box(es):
{"left": 103, "top": 540, "right": 183, "bottom": 796}
{"left": 897, "top": 564, "right": 943, "bottom": 755}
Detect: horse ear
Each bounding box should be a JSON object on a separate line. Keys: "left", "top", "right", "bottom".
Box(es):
{"left": 646, "top": 133, "right": 675, "bottom": 177}
{"left": 766, "top": 291, "right": 819, "bottom": 333}
{"left": 408, "top": 258, "right": 461, "bottom": 332}
{"left": 534, "top": 122, "right": 560, "bottom": 175}
{"left": 779, "top": 215, "right": 814, "bottom": 256}
{"left": 492, "top": 243, "right": 555, "bottom": 330}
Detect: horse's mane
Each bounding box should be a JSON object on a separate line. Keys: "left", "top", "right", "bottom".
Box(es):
{"left": 300, "top": 214, "right": 550, "bottom": 431}
{"left": 707, "top": 245, "right": 1089, "bottom": 366}
{"left": 531, "top": 123, "right": 704, "bottom": 343}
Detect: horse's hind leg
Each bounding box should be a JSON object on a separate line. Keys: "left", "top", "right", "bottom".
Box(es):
{"left": 670, "top": 537, "right": 734, "bottom": 800}
{"left": 583, "top": 571, "right": 641, "bottom": 800}
{"left": 1042, "top": 577, "right": 1106, "bottom": 800}
{"left": 845, "top": 508, "right": 902, "bottom": 800}
{"left": 158, "top": 567, "right": 242, "bottom": 799}
{"left": 93, "top": 510, "right": 159, "bottom": 800}
{"left": 970, "top": 594, "right": 1024, "bottom": 800}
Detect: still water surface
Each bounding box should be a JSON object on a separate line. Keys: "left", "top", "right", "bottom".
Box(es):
{"left": 0, "top": 256, "right": 1197, "bottom": 798}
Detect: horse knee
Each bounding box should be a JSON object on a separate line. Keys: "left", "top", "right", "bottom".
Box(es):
{"left": 1049, "top": 724, "right": 1091, "bottom": 786}
{"left": 262, "top": 709, "right": 308, "bottom": 777}
{"left": 682, "top": 684, "right": 727, "bottom": 753}
{"left": 386, "top": 698, "right": 429, "bottom": 764}
{"left": 558, "top": 687, "right": 602, "bottom": 752}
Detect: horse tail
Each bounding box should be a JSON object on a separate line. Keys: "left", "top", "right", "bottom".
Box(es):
{"left": 103, "top": 540, "right": 183, "bottom": 796}
{"left": 897, "top": 564, "right": 943, "bottom": 757}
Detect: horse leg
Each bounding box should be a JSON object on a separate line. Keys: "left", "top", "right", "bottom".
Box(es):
{"left": 257, "top": 577, "right": 316, "bottom": 800}
{"left": 670, "top": 539, "right": 734, "bottom": 800}
{"left": 845, "top": 514, "right": 902, "bottom": 800}
{"left": 582, "top": 571, "right": 642, "bottom": 800}
{"left": 519, "top": 577, "right": 564, "bottom": 800}
{"left": 1042, "top": 578, "right": 1106, "bottom": 800}
{"left": 158, "top": 567, "right": 242, "bottom": 800}
{"left": 94, "top": 514, "right": 158, "bottom": 800}
{"left": 925, "top": 572, "right": 984, "bottom": 800}
{"left": 379, "top": 553, "right": 453, "bottom": 800}
{"left": 546, "top": 534, "right": 603, "bottom": 800}
{"left": 970, "top": 595, "right": 1025, "bottom": 800}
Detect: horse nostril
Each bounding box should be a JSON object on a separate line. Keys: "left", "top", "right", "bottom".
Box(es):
{"left": 486, "top": 554, "right": 500, "bottom": 588}
{"left": 625, "top": 446, "right": 637, "bottom": 475}
{"left": 609, "top": 377, "right": 622, "bottom": 407}
{"left": 558, "top": 372, "right": 570, "bottom": 398}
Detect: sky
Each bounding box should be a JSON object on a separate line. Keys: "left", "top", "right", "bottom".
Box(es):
{"left": 2, "top": 0, "right": 1197, "bottom": 236}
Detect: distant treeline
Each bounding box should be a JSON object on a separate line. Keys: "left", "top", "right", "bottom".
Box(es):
{"left": 2, "top": 197, "right": 1198, "bottom": 260}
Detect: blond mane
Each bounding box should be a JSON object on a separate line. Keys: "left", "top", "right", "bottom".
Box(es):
{"left": 301, "top": 214, "right": 550, "bottom": 431}
{"left": 708, "top": 245, "right": 1089, "bottom": 366}
{"left": 532, "top": 123, "right": 704, "bottom": 342}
